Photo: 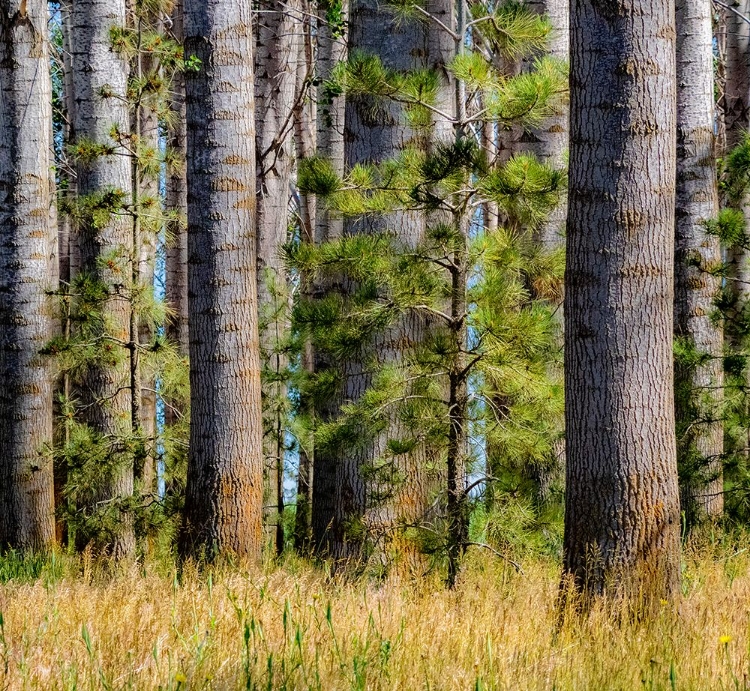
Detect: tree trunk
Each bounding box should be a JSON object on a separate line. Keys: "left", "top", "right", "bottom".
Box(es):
{"left": 563, "top": 0, "right": 681, "bottom": 602}
{"left": 71, "top": 0, "right": 135, "bottom": 557}
{"left": 492, "top": 0, "right": 568, "bottom": 504}
{"left": 309, "top": 0, "right": 349, "bottom": 553}
{"left": 292, "top": 3, "right": 316, "bottom": 553}
{"left": 179, "top": 0, "right": 264, "bottom": 560}
{"left": 724, "top": 1, "right": 750, "bottom": 460}
{"left": 0, "top": 0, "right": 57, "bottom": 551}
{"left": 255, "top": 0, "right": 303, "bottom": 556}
{"left": 318, "top": 0, "right": 450, "bottom": 562}
{"left": 165, "top": 2, "right": 188, "bottom": 359}
{"left": 674, "top": 0, "right": 723, "bottom": 524}
{"left": 132, "top": 9, "right": 162, "bottom": 495}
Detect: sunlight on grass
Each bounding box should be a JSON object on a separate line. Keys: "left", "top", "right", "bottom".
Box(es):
{"left": 0, "top": 541, "right": 749, "bottom": 689}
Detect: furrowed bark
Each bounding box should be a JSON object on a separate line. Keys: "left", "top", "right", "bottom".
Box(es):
{"left": 179, "top": 0, "right": 264, "bottom": 560}
{"left": 675, "top": 0, "right": 724, "bottom": 523}
{"left": 563, "top": 0, "right": 681, "bottom": 602}
{"left": 71, "top": 0, "right": 135, "bottom": 557}
{"left": 0, "top": 0, "right": 57, "bottom": 551}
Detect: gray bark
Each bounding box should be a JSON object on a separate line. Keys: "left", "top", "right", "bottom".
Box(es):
{"left": 179, "top": 0, "right": 264, "bottom": 560}
{"left": 314, "top": 0, "right": 456, "bottom": 562}
{"left": 724, "top": 1, "right": 750, "bottom": 461}
{"left": 165, "top": 0, "right": 189, "bottom": 358}
{"left": 675, "top": 0, "right": 724, "bottom": 523}
{"left": 0, "top": 0, "right": 57, "bottom": 550}
{"left": 292, "top": 3, "right": 316, "bottom": 552}
{"left": 71, "top": 0, "right": 135, "bottom": 556}
{"left": 309, "top": 0, "right": 349, "bottom": 551}
{"left": 563, "top": 0, "right": 681, "bottom": 600}
{"left": 255, "top": 0, "right": 304, "bottom": 555}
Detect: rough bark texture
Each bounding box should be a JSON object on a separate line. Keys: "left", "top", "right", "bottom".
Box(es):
{"left": 563, "top": 0, "right": 681, "bottom": 601}
{"left": 292, "top": 3, "right": 317, "bottom": 552}
{"left": 309, "top": 0, "right": 349, "bottom": 552}
{"left": 320, "top": 0, "right": 430, "bottom": 559}
{"left": 179, "top": 0, "right": 264, "bottom": 560}
{"left": 71, "top": 0, "right": 135, "bottom": 556}
{"left": 674, "top": 0, "right": 723, "bottom": 523}
{"left": 0, "top": 0, "right": 57, "bottom": 551}
{"left": 255, "top": 0, "right": 303, "bottom": 554}
{"left": 312, "top": 0, "right": 455, "bottom": 562}
{"left": 165, "top": 0, "right": 189, "bottom": 358}
{"left": 724, "top": 1, "right": 750, "bottom": 461}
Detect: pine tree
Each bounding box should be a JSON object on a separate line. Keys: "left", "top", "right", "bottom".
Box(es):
{"left": 67, "top": 0, "right": 135, "bottom": 556}
{"left": 53, "top": 0, "right": 187, "bottom": 552}
{"left": 179, "top": 0, "right": 265, "bottom": 560}
{"left": 563, "top": 0, "right": 681, "bottom": 602}
{"left": 292, "top": 1, "right": 566, "bottom": 582}
{"left": 0, "top": 0, "right": 58, "bottom": 551}
{"left": 674, "top": 0, "right": 724, "bottom": 524}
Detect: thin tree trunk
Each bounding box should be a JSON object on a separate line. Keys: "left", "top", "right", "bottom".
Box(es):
{"left": 724, "top": 0, "right": 750, "bottom": 459}
{"left": 675, "top": 0, "right": 724, "bottom": 524}
{"left": 563, "top": 0, "right": 681, "bottom": 602}
{"left": 165, "top": 0, "right": 188, "bottom": 359}
{"left": 132, "top": 10, "right": 162, "bottom": 495}
{"left": 179, "top": 0, "right": 264, "bottom": 560}
{"left": 255, "top": 0, "right": 303, "bottom": 556}
{"left": 310, "top": 0, "right": 349, "bottom": 553}
{"left": 0, "top": 0, "right": 57, "bottom": 551}
{"left": 71, "top": 0, "right": 135, "bottom": 557}
{"left": 292, "top": 3, "right": 316, "bottom": 553}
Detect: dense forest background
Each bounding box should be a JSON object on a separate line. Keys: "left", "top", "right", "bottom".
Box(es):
{"left": 4, "top": 0, "right": 750, "bottom": 616}
{"left": 7, "top": 0, "right": 750, "bottom": 687}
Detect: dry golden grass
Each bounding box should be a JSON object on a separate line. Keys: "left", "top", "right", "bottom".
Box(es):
{"left": 0, "top": 543, "right": 749, "bottom": 690}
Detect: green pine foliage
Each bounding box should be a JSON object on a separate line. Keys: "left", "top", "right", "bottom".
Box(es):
{"left": 50, "top": 0, "right": 189, "bottom": 552}
{"left": 289, "top": 0, "right": 567, "bottom": 581}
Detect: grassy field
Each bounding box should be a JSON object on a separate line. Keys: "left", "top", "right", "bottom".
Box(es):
{"left": 0, "top": 541, "right": 749, "bottom": 690}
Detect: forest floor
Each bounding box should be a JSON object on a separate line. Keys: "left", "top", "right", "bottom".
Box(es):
{"left": 0, "top": 539, "right": 748, "bottom": 690}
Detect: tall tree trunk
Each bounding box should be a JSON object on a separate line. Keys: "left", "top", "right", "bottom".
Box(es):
{"left": 165, "top": 2, "right": 188, "bottom": 359}
{"left": 55, "top": 0, "right": 77, "bottom": 546}
{"left": 675, "top": 0, "right": 723, "bottom": 524}
{"left": 319, "top": 0, "right": 451, "bottom": 562}
{"left": 132, "top": 9, "right": 162, "bottom": 495}
{"left": 309, "top": 0, "right": 348, "bottom": 553}
{"left": 179, "top": 0, "right": 264, "bottom": 560}
{"left": 71, "top": 0, "right": 135, "bottom": 557}
{"left": 491, "top": 0, "right": 568, "bottom": 504}
{"left": 724, "top": 1, "right": 750, "bottom": 460}
{"left": 255, "top": 0, "right": 303, "bottom": 556}
{"left": 292, "top": 3, "right": 317, "bottom": 553}
{"left": 0, "top": 0, "right": 57, "bottom": 551}
{"left": 563, "top": 0, "right": 681, "bottom": 601}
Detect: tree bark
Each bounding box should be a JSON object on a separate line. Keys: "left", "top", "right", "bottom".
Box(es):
{"left": 316, "top": 0, "right": 455, "bottom": 562}
{"left": 674, "top": 0, "right": 723, "bottom": 524}
{"left": 165, "top": 0, "right": 189, "bottom": 359}
{"left": 0, "top": 0, "right": 57, "bottom": 551}
{"left": 255, "top": 0, "right": 304, "bottom": 555}
{"left": 292, "top": 2, "right": 317, "bottom": 553}
{"left": 71, "top": 0, "right": 135, "bottom": 557}
{"left": 723, "top": 0, "right": 750, "bottom": 460}
{"left": 309, "top": 0, "right": 349, "bottom": 552}
{"left": 179, "top": 0, "right": 264, "bottom": 560}
{"left": 563, "top": 0, "right": 681, "bottom": 601}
